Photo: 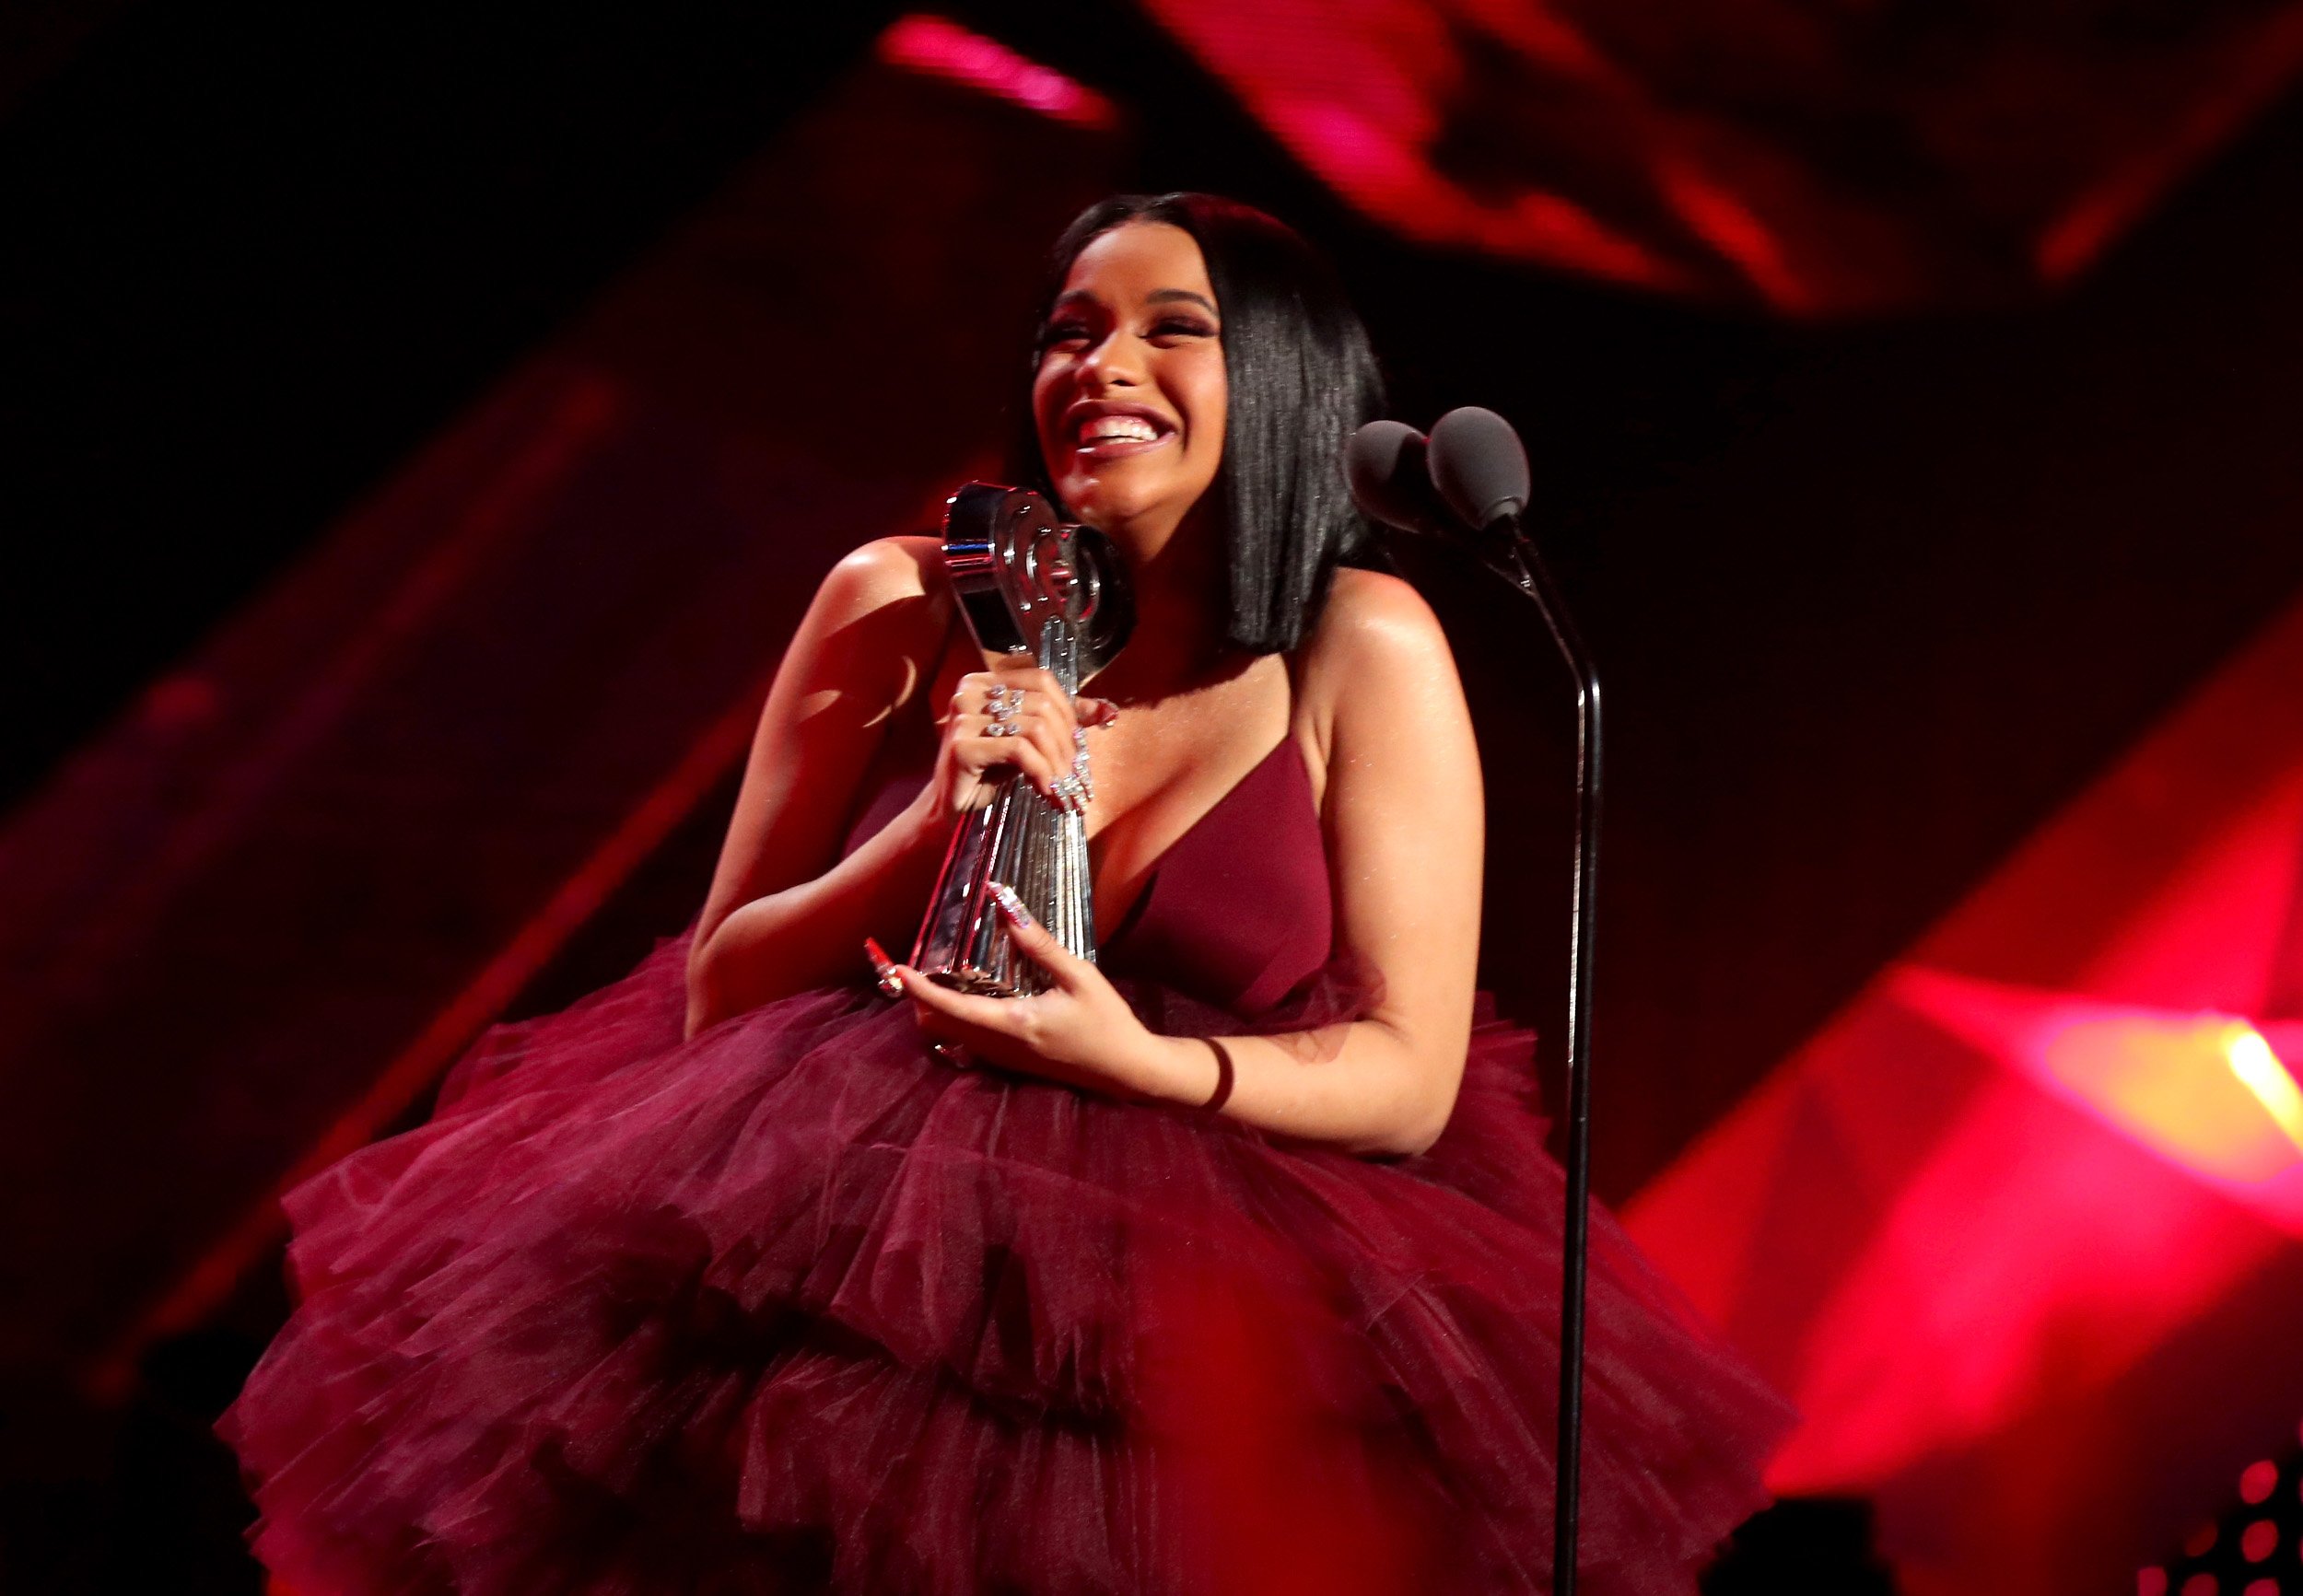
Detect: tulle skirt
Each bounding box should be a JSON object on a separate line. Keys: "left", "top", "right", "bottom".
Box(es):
{"left": 223, "top": 939, "right": 1791, "bottom": 1595}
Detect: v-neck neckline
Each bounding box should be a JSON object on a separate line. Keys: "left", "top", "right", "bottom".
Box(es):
{"left": 1096, "top": 733, "right": 1304, "bottom": 952}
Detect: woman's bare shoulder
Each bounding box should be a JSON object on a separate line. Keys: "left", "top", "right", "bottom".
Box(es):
{"left": 801, "top": 535, "right": 955, "bottom": 654}
{"left": 1302, "top": 565, "right": 1456, "bottom": 684}
{"left": 815, "top": 534, "right": 943, "bottom": 617}
{"left": 776, "top": 535, "right": 955, "bottom": 713}
{"left": 1293, "top": 566, "right": 1467, "bottom": 787}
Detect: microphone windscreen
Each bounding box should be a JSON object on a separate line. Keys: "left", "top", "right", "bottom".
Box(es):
{"left": 1345, "top": 420, "right": 1441, "bottom": 534}
{"left": 1427, "top": 407, "right": 1529, "bottom": 529}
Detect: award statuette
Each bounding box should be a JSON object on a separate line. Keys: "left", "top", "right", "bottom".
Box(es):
{"left": 908, "top": 483, "right": 1134, "bottom": 996}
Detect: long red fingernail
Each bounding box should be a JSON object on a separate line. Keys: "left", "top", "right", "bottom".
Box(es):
{"left": 864, "top": 937, "right": 904, "bottom": 996}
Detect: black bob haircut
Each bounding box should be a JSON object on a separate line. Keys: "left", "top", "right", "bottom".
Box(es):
{"left": 1012, "top": 192, "right": 1388, "bottom": 656}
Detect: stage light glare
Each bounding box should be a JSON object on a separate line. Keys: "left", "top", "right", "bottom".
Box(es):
{"left": 2035, "top": 1010, "right": 2303, "bottom": 1184}
{"left": 2222, "top": 1023, "right": 2303, "bottom": 1154}
{"left": 877, "top": 15, "right": 1119, "bottom": 131}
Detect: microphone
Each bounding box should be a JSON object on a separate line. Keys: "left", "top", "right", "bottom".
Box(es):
{"left": 1345, "top": 419, "right": 1457, "bottom": 538}
{"left": 1426, "top": 406, "right": 1530, "bottom": 535}
{"left": 1421, "top": 400, "right": 1597, "bottom": 1596}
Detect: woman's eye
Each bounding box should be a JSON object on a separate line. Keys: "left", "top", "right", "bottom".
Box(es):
{"left": 1151, "top": 318, "right": 1214, "bottom": 341}
{"left": 1040, "top": 321, "right": 1092, "bottom": 349}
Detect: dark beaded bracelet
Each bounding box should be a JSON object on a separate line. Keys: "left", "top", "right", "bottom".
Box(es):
{"left": 1200, "top": 1038, "right": 1235, "bottom": 1113}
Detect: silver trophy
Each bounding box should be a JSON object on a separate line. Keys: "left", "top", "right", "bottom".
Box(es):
{"left": 909, "top": 483, "right": 1134, "bottom": 996}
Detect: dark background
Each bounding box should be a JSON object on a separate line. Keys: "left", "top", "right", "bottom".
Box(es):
{"left": 3, "top": 3, "right": 2299, "bottom": 1590}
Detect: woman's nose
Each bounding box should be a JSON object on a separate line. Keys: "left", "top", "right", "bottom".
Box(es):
{"left": 1078, "top": 331, "right": 1143, "bottom": 390}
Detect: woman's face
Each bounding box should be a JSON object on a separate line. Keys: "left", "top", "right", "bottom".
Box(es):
{"left": 1032, "top": 221, "right": 1227, "bottom": 560}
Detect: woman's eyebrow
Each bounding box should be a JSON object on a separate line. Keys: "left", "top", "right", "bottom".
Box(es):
{"left": 1146, "top": 288, "right": 1218, "bottom": 314}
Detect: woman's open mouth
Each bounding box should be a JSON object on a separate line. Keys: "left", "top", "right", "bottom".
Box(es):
{"left": 1071, "top": 410, "right": 1175, "bottom": 460}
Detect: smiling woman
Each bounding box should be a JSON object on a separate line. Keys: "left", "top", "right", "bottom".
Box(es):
{"left": 1022, "top": 193, "right": 1385, "bottom": 656}
{"left": 1036, "top": 227, "right": 1229, "bottom": 507}
{"left": 220, "top": 193, "right": 1792, "bottom": 1595}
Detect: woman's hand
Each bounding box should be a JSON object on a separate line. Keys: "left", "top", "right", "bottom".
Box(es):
{"left": 929, "top": 655, "right": 1116, "bottom": 819}
{"left": 886, "top": 884, "right": 1182, "bottom": 1101}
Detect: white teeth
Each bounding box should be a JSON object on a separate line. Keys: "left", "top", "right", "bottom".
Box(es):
{"left": 1079, "top": 414, "right": 1160, "bottom": 445}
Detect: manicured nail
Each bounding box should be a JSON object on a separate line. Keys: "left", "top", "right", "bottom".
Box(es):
{"left": 988, "top": 881, "right": 1035, "bottom": 929}
{"left": 864, "top": 937, "right": 904, "bottom": 996}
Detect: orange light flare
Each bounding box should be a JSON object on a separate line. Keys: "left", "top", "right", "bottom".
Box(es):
{"left": 2041, "top": 1011, "right": 2303, "bottom": 1188}
{"left": 2223, "top": 1021, "right": 2303, "bottom": 1154}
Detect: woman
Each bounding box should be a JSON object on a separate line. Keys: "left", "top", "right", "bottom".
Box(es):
{"left": 226, "top": 193, "right": 1789, "bottom": 1594}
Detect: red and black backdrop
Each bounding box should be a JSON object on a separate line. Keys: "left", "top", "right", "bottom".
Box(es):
{"left": 5, "top": 4, "right": 2303, "bottom": 1591}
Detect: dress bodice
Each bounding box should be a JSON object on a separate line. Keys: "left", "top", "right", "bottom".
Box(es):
{"left": 843, "top": 735, "right": 1334, "bottom": 1019}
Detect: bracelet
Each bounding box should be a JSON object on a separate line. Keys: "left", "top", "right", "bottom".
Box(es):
{"left": 1200, "top": 1038, "right": 1235, "bottom": 1113}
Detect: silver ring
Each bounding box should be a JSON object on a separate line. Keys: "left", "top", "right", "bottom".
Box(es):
{"left": 988, "top": 685, "right": 1022, "bottom": 720}
{"left": 986, "top": 720, "right": 1021, "bottom": 739}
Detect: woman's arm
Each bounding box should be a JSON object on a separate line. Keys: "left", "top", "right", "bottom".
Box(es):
{"left": 684, "top": 538, "right": 953, "bottom": 1035}
{"left": 896, "top": 570, "right": 1484, "bottom": 1158}
{"left": 1154, "top": 569, "right": 1482, "bottom": 1154}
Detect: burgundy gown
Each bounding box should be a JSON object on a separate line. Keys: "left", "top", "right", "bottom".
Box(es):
{"left": 223, "top": 735, "right": 1792, "bottom": 1595}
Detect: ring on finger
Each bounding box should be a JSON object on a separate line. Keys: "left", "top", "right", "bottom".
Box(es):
{"left": 1068, "top": 733, "right": 1093, "bottom": 799}
{"left": 985, "top": 719, "right": 1022, "bottom": 739}
{"left": 988, "top": 685, "right": 1023, "bottom": 721}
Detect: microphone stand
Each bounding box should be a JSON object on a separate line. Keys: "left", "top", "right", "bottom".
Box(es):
{"left": 1469, "top": 518, "right": 1602, "bottom": 1596}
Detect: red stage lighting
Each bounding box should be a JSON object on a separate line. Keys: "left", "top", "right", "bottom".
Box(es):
{"left": 878, "top": 15, "right": 1119, "bottom": 132}
{"left": 1629, "top": 594, "right": 2303, "bottom": 1593}
{"left": 1134, "top": 0, "right": 2303, "bottom": 310}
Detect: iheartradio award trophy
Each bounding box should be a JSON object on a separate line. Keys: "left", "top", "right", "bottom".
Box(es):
{"left": 909, "top": 483, "right": 1135, "bottom": 996}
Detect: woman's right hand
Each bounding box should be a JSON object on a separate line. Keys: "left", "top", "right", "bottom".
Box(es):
{"left": 929, "top": 653, "right": 1116, "bottom": 818}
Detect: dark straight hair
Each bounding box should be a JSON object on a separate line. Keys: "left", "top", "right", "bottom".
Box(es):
{"left": 1014, "top": 193, "right": 1387, "bottom": 656}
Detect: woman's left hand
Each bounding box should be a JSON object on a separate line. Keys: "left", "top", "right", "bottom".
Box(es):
{"left": 885, "top": 885, "right": 1174, "bottom": 1100}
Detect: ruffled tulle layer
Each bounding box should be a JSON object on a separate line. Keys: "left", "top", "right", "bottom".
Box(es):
{"left": 224, "top": 940, "right": 1790, "bottom": 1595}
